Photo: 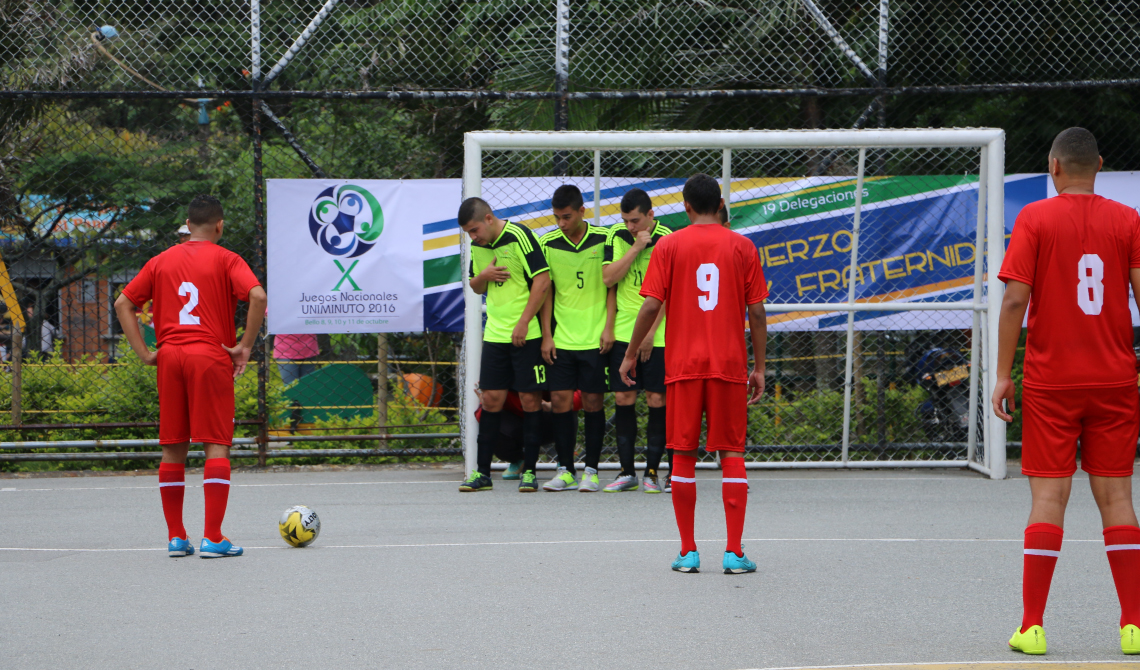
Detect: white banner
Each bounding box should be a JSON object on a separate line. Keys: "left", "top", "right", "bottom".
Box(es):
{"left": 267, "top": 179, "right": 455, "bottom": 333}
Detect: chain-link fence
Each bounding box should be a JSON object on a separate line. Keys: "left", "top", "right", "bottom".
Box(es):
{"left": 2, "top": 0, "right": 1137, "bottom": 468}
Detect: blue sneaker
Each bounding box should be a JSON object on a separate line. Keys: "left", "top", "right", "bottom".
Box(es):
{"left": 671, "top": 550, "right": 700, "bottom": 573}
{"left": 723, "top": 550, "right": 757, "bottom": 574}
{"left": 168, "top": 537, "right": 194, "bottom": 557}
{"left": 200, "top": 537, "right": 244, "bottom": 558}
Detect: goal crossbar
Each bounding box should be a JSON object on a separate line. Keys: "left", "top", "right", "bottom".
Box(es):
{"left": 461, "top": 128, "right": 1007, "bottom": 480}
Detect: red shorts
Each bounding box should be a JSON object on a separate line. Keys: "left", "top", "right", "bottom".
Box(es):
{"left": 157, "top": 342, "right": 235, "bottom": 446}
{"left": 665, "top": 378, "right": 748, "bottom": 452}
{"left": 1021, "top": 385, "right": 1139, "bottom": 478}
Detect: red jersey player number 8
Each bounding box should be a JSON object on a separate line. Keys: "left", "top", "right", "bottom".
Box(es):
{"left": 1077, "top": 254, "right": 1104, "bottom": 315}
{"left": 697, "top": 263, "right": 719, "bottom": 311}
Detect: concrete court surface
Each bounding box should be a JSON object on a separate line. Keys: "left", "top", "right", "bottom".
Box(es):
{"left": 3, "top": 465, "right": 1140, "bottom": 670}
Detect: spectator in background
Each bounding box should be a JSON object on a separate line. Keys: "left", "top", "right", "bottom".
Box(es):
{"left": 177, "top": 224, "right": 191, "bottom": 244}
{"left": 27, "top": 306, "right": 61, "bottom": 358}
{"left": 275, "top": 333, "right": 319, "bottom": 385}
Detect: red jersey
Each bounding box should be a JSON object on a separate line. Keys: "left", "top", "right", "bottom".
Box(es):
{"left": 122, "top": 241, "right": 261, "bottom": 348}
{"left": 640, "top": 223, "right": 767, "bottom": 384}
{"left": 998, "top": 193, "right": 1140, "bottom": 389}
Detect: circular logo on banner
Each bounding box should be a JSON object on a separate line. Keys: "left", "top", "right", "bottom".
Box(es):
{"left": 308, "top": 185, "right": 384, "bottom": 258}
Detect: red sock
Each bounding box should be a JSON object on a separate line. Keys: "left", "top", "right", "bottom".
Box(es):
{"left": 1021, "top": 522, "right": 1063, "bottom": 630}
{"left": 671, "top": 451, "right": 698, "bottom": 555}
{"left": 158, "top": 462, "right": 187, "bottom": 541}
{"left": 721, "top": 456, "right": 747, "bottom": 556}
{"left": 202, "top": 458, "right": 231, "bottom": 543}
{"left": 1104, "top": 525, "right": 1140, "bottom": 627}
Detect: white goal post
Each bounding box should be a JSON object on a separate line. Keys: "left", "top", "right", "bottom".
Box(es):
{"left": 460, "top": 129, "right": 1006, "bottom": 480}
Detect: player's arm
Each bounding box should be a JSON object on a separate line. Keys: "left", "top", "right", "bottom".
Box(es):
{"left": 114, "top": 292, "right": 157, "bottom": 366}
{"left": 991, "top": 280, "right": 1030, "bottom": 422}
{"left": 619, "top": 296, "right": 663, "bottom": 387}
{"left": 600, "top": 286, "right": 616, "bottom": 354}
{"left": 223, "top": 285, "right": 267, "bottom": 379}
{"left": 747, "top": 301, "right": 767, "bottom": 404}
{"left": 603, "top": 231, "right": 650, "bottom": 287}
{"left": 1131, "top": 268, "right": 1140, "bottom": 317}
{"left": 514, "top": 270, "right": 549, "bottom": 348}
{"left": 540, "top": 282, "right": 556, "bottom": 363}
{"left": 469, "top": 256, "right": 509, "bottom": 295}
{"left": 638, "top": 300, "right": 665, "bottom": 362}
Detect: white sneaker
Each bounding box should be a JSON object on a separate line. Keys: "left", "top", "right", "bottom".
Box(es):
{"left": 542, "top": 466, "right": 578, "bottom": 491}
{"left": 603, "top": 474, "right": 639, "bottom": 492}
{"left": 578, "top": 467, "right": 600, "bottom": 492}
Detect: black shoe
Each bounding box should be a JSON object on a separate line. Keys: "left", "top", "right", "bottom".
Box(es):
{"left": 518, "top": 470, "right": 538, "bottom": 492}
{"left": 459, "top": 472, "right": 493, "bottom": 492}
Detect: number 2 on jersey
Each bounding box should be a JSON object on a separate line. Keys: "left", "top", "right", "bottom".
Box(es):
{"left": 696, "top": 263, "right": 719, "bottom": 311}
{"left": 1077, "top": 254, "right": 1104, "bottom": 315}
{"left": 178, "top": 281, "right": 201, "bottom": 325}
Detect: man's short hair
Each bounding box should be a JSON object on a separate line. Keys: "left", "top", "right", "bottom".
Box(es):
{"left": 457, "top": 197, "right": 492, "bottom": 227}
{"left": 1050, "top": 127, "right": 1100, "bottom": 176}
{"left": 683, "top": 173, "right": 722, "bottom": 216}
{"left": 187, "top": 194, "right": 223, "bottom": 225}
{"left": 551, "top": 184, "right": 584, "bottom": 211}
{"left": 620, "top": 188, "right": 652, "bottom": 215}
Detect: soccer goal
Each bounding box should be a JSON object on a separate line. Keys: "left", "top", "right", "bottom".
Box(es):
{"left": 460, "top": 129, "right": 1007, "bottom": 480}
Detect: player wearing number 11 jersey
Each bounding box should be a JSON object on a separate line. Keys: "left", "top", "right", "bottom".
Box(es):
{"left": 620, "top": 174, "right": 768, "bottom": 575}
{"left": 994, "top": 128, "right": 1140, "bottom": 655}
{"left": 116, "top": 195, "right": 265, "bottom": 559}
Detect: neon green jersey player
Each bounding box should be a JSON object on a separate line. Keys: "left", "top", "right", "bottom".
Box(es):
{"left": 602, "top": 188, "right": 672, "bottom": 494}
{"left": 538, "top": 184, "right": 612, "bottom": 493}
{"left": 458, "top": 197, "right": 551, "bottom": 494}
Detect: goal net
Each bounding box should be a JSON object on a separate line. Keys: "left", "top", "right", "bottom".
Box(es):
{"left": 460, "top": 130, "right": 1007, "bottom": 479}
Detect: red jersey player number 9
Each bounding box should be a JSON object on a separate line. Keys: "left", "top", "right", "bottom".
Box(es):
{"left": 696, "top": 263, "right": 719, "bottom": 311}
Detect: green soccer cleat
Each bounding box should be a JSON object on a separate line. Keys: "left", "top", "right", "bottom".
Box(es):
{"left": 518, "top": 470, "right": 538, "bottom": 493}
{"left": 1008, "top": 625, "right": 1046, "bottom": 655}
{"left": 1123, "top": 624, "right": 1140, "bottom": 654}
{"left": 578, "top": 467, "right": 600, "bottom": 492}
{"left": 502, "top": 461, "right": 524, "bottom": 480}
{"left": 459, "top": 472, "right": 493, "bottom": 492}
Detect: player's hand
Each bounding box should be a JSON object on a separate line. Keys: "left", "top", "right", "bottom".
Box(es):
{"left": 637, "top": 336, "right": 653, "bottom": 362}
{"left": 633, "top": 229, "right": 652, "bottom": 250}
{"left": 511, "top": 321, "right": 529, "bottom": 348}
{"left": 599, "top": 328, "right": 615, "bottom": 355}
{"left": 139, "top": 350, "right": 158, "bottom": 366}
{"left": 747, "top": 366, "right": 766, "bottom": 405}
{"left": 479, "top": 257, "right": 510, "bottom": 284}
{"left": 991, "top": 376, "right": 1017, "bottom": 422}
{"left": 222, "top": 343, "right": 252, "bottom": 379}
{"left": 541, "top": 335, "right": 557, "bottom": 364}
{"left": 619, "top": 353, "right": 638, "bottom": 387}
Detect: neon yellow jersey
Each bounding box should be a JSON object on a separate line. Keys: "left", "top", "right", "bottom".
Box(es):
{"left": 603, "top": 220, "right": 672, "bottom": 346}
{"left": 540, "top": 225, "right": 609, "bottom": 350}
{"left": 469, "top": 221, "right": 549, "bottom": 343}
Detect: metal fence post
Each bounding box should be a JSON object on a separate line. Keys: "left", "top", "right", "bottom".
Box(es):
{"left": 985, "top": 135, "right": 1007, "bottom": 479}
{"left": 377, "top": 333, "right": 389, "bottom": 434}
{"left": 251, "top": 0, "right": 268, "bottom": 466}
{"left": 552, "top": 0, "right": 570, "bottom": 176}
{"left": 10, "top": 330, "right": 21, "bottom": 426}
{"left": 967, "top": 146, "right": 988, "bottom": 465}
{"left": 840, "top": 148, "right": 868, "bottom": 464}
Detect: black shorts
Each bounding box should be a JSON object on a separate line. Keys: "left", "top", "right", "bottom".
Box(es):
{"left": 610, "top": 341, "right": 666, "bottom": 393}
{"left": 549, "top": 347, "right": 608, "bottom": 394}
{"left": 480, "top": 339, "right": 547, "bottom": 393}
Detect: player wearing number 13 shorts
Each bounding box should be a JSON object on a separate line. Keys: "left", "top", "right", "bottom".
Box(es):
{"left": 116, "top": 195, "right": 265, "bottom": 559}
{"left": 620, "top": 174, "right": 768, "bottom": 575}
{"left": 994, "top": 128, "right": 1140, "bottom": 654}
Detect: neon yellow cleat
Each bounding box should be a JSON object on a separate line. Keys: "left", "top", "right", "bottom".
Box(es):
{"left": 1009, "top": 625, "right": 1047, "bottom": 654}
{"left": 1122, "top": 624, "right": 1140, "bottom": 654}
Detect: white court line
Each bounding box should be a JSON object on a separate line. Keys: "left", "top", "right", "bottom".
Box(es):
{"left": 0, "top": 476, "right": 981, "bottom": 492}
{"left": 0, "top": 536, "right": 1107, "bottom": 553}
{"left": 740, "top": 662, "right": 1136, "bottom": 670}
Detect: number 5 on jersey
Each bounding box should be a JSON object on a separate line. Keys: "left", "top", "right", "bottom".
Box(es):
{"left": 1077, "top": 254, "right": 1104, "bottom": 315}
{"left": 179, "top": 281, "right": 201, "bottom": 325}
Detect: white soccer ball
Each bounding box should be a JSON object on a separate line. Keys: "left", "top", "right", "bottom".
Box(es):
{"left": 279, "top": 505, "right": 321, "bottom": 548}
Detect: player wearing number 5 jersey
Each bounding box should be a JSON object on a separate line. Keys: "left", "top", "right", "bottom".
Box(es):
{"left": 994, "top": 128, "right": 1140, "bottom": 655}
{"left": 620, "top": 174, "right": 768, "bottom": 575}
{"left": 115, "top": 195, "right": 266, "bottom": 559}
